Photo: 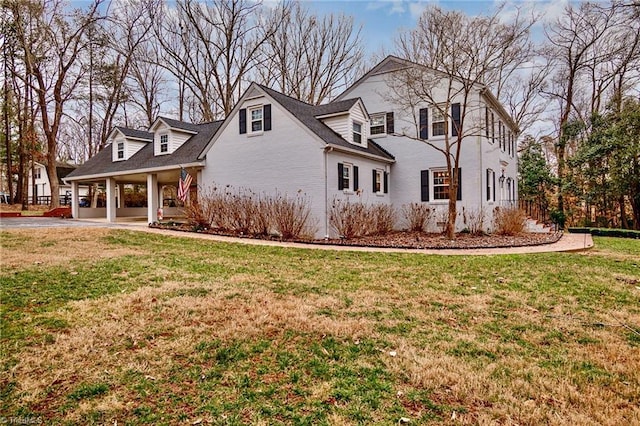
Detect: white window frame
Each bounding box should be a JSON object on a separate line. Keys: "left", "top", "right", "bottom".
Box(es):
{"left": 160, "top": 133, "right": 169, "bottom": 153}
{"left": 352, "top": 121, "right": 362, "bottom": 144}
{"left": 487, "top": 169, "right": 495, "bottom": 203}
{"left": 117, "top": 142, "right": 125, "bottom": 159}
{"left": 34, "top": 168, "right": 41, "bottom": 179}
{"left": 432, "top": 106, "right": 446, "bottom": 137}
{"left": 374, "top": 168, "right": 383, "bottom": 194}
{"left": 249, "top": 105, "right": 263, "bottom": 134}
{"left": 432, "top": 169, "right": 450, "bottom": 201}
{"left": 370, "top": 113, "right": 386, "bottom": 136}
{"left": 342, "top": 162, "right": 353, "bottom": 192}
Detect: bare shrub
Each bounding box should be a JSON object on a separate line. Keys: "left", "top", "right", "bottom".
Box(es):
{"left": 371, "top": 204, "right": 395, "bottom": 235}
{"left": 493, "top": 207, "right": 527, "bottom": 235}
{"left": 463, "top": 207, "right": 486, "bottom": 235}
{"left": 329, "top": 198, "right": 369, "bottom": 239}
{"left": 270, "top": 191, "right": 316, "bottom": 239}
{"left": 401, "top": 203, "right": 432, "bottom": 232}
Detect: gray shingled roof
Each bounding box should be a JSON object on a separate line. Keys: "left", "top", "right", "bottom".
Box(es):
{"left": 116, "top": 127, "right": 153, "bottom": 141}
{"left": 157, "top": 116, "right": 201, "bottom": 133}
{"left": 66, "top": 120, "right": 223, "bottom": 180}
{"left": 257, "top": 85, "right": 394, "bottom": 161}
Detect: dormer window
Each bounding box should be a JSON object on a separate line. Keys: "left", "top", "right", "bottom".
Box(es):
{"left": 352, "top": 122, "right": 362, "bottom": 144}
{"left": 160, "top": 134, "right": 168, "bottom": 153}
{"left": 117, "top": 142, "right": 124, "bottom": 159}
{"left": 370, "top": 113, "right": 386, "bottom": 135}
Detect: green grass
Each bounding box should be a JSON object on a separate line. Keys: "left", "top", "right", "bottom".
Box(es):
{"left": 1, "top": 230, "right": 639, "bottom": 424}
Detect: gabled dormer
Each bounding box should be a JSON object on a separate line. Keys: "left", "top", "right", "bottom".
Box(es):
{"left": 150, "top": 117, "right": 200, "bottom": 156}
{"left": 315, "top": 98, "right": 370, "bottom": 148}
{"left": 108, "top": 127, "right": 153, "bottom": 162}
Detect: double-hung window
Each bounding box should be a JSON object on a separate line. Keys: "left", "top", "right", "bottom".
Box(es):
{"left": 432, "top": 107, "right": 446, "bottom": 136}
{"left": 374, "top": 169, "right": 382, "bottom": 193}
{"left": 338, "top": 162, "right": 359, "bottom": 192}
{"left": 486, "top": 169, "right": 495, "bottom": 202}
{"left": 370, "top": 113, "right": 386, "bottom": 135}
{"left": 160, "top": 134, "right": 168, "bottom": 153}
{"left": 352, "top": 122, "right": 362, "bottom": 144}
{"left": 117, "top": 142, "right": 125, "bottom": 159}
{"left": 433, "top": 170, "right": 450, "bottom": 200}
{"left": 250, "top": 106, "right": 263, "bottom": 133}
{"left": 34, "top": 168, "right": 41, "bottom": 179}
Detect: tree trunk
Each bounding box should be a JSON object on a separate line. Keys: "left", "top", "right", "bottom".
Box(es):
{"left": 619, "top": 195, "right": 628, "bottom": 229}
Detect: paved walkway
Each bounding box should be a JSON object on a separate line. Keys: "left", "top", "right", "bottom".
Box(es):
{"left": 0, "top": 216, "right": 593, "bottom": 255}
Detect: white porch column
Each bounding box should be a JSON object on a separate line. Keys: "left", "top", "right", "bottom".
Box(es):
{"left": 147, "top": 173, "right": 158, "bottom": 223}
{"left": 70, "top": 181, "right": 79, "bottom": 219}
{"left": 106, "top": 178, "right": 117, "bottom": 223}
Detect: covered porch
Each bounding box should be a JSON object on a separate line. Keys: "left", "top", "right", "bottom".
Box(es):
{"left": 67, "top": 166, "right": 201, "bottom": 224}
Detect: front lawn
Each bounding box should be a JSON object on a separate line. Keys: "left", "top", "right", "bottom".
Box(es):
{"left": 1, "top": 228, "right": 638, "bottom": 425}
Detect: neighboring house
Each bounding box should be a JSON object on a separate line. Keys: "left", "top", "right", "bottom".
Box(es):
{"left": 28, "top": 162, "right": 88, "bottom": 205}
{"left": 64, "top": 56, "right": 518, "bottom": 236}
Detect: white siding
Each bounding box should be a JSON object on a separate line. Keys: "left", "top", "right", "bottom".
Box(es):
{"left": 348, "top": 103, "right": 369, "bottom": 147}
{"left": 322, "top": 115, "right": 349, "bottom": 141}
{"left": 127, "top": 140, "right": 147, "bottom": 158}
{"left": 170, "top": 131, "right": 191, "bottom": 152}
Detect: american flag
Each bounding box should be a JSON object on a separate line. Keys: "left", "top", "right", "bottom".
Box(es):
{"left": 177, "top": 168, "right": 193, "bottom": 202}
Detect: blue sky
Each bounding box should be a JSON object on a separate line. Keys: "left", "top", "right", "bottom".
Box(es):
{"left": 304, "top": 0, "right": 566, "bottom": 55}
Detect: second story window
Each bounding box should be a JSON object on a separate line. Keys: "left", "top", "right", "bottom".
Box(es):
{"left": 370, "top": 113, "right": 385, "bottom": 135}
{"left": 34, "top": 168, "right": 41, "bottom": 179}
{"left": 160, "top": 134, "right": 168, "bottom": 153}
{"left": 353, "top": 122, "right": 362, "bottom": 144}
{"left": 117, "top": 142, "right": 124, "bottom": 159}
{"left": 432, "top": 107, "right": 446, "bottom": 136}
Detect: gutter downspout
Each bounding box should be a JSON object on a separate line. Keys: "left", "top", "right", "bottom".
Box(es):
{"left": 324, "top": 146, "right": 333, "bottom": 239}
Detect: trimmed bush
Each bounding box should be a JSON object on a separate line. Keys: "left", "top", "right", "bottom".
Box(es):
{"left": 568, "top": 227, "right": 640, "bottom": 239}
{"left": 329, "top": 198, "right": 395, "bottom": 239}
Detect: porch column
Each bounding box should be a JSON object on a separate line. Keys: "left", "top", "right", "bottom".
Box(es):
{"left": 70, "top": 181, "right": 79, "bottom": 219}
{"left": 147, "top": 173, "right": 158, "bottom": 223}
{"left": 106, "top": 177, "right": 117, "bottom": 223}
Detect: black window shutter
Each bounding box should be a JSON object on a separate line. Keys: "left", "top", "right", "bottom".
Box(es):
{"left": 372, "top": 169, "right": 377, "bottom": 193}
{"left": 486, "top": 169, "right": 490, "bottom": 201}
{"left": 419, "top": 108, "right": 428, "bottom": 139}
{"left": 386, "top": 112, "right": 394, "bottom": 134}
{"left": 338, "top": 163, "right": 344, "bottom": 190}
{"left": 353, "top": 166, "right": 359, "bottom": 191}
{"left": 456, "top": 168, "right": 462, "bottom": 201}
{"left": 263, "top": 104, "right": 272, "bottom": 131}
{"left": 420, "top": 170, "right": 429, "bottom": 201}
{"left": 239, "top": 108, "right": 247, "bottom": 134}
{"left": 451, "top": 103, "right": 461, "bottom": 137}
{"left": 492, "top": 171, "right": 496, "bottom": 201}
{"left": 383, "top": 172, "right": 388, "bottom": 194}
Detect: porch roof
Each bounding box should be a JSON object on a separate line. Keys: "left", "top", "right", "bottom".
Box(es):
{"left": 66, "top": 120, "right": 223, "bottom": 182}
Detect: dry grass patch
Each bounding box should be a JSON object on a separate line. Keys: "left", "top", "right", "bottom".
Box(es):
{"left": 0, "top": 228, "right": 145, "bottom": 270}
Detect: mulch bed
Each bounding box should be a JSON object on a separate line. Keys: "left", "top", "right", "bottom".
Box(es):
{"left": 150, "top": 222, "right": 563, "bottom": 250}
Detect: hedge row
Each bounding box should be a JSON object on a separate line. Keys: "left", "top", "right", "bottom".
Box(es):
{"left": 568, "top": 227, "right": 640, "bottom": 239}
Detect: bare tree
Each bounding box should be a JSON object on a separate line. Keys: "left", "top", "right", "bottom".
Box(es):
{"left": 9, "top": 0, "right": 105, "bottom": 208}
{"left": 256, "top": 2, "right": 364, "bottom": 105}
{"left": 390, "top": 5, "right": 532, "bottom": 239}
{"left": 152, "top": 0, "right": 279, "bottom": 122}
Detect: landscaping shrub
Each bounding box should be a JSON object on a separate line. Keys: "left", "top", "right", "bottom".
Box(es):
{"left": 329, "top": 198, "right": 370, "bottom": 239}
{"left": 270, "top": 191, "right": 316, "bottom": 239}
{"left": 401, "top": 203, "right": 432, "bottom": 232}
{"left": 371, "top": 204, "right": 395, "bottom": 235}
{"left": 493, "top": 207, "right": 527, "bottom": 235}
{"left": 463, "top": 206, "right": 486, "bottom": 235}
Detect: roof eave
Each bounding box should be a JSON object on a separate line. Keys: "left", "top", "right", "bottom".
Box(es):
{"left": 64, "top": 161, "right": 206, "bottom": 183}
{"left": 325, "top": 144, "right": 395, "bottom": 164}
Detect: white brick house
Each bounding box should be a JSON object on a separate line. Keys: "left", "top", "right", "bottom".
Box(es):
{"left": 65, "top": 56, "right": 518, "bottom": 237}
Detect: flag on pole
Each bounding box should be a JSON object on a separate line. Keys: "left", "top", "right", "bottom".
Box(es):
{"left": 177, "top": 168, "right": 193, "bottom": 202}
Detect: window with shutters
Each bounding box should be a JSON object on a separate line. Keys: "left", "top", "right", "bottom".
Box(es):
{"left": 352, "top": 122, "right": 362, "bottom": 144}
{"left": 117, "top": 142, "right": 125, "bottom": 159}
{"left": 432, "top": 107, "right": 446, "bottom": 136}
{"left": 160, "top": 134, "right": 169, "bottom": 153}
{"left": 341, "top": 163, "right": 352, "bottom": 191}
{"left": 370, "top": 113, "right": 386, "bottom": 135}
{"left": 373, "top": 168, "right": 386, "bottom": 194}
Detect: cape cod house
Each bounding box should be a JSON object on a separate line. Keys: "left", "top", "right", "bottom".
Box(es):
{"left": 28, "top": 161, "right": 89, "bottom": 205}
{"left": 65, "top": 56, "right": 518, "bottom": 237}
